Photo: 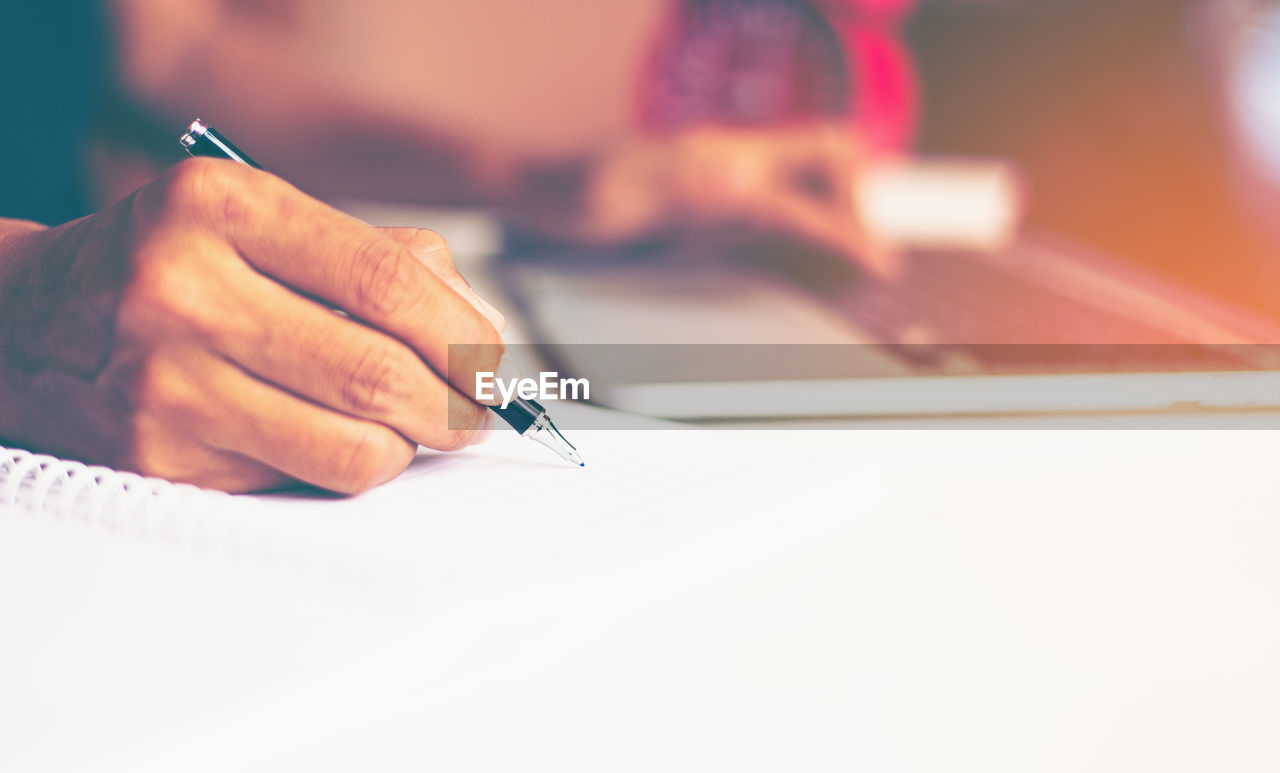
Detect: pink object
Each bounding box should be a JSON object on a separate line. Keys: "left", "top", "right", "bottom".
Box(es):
{"left": 829, "top": 10, "right": 917, "bottom": 152}
{"left": 639, "top": 0, "right": 917, "bottom": 152}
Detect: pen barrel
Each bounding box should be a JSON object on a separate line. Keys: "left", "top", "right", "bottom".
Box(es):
{"left": 489, "top": 399, "right": 544, "bottom": 435}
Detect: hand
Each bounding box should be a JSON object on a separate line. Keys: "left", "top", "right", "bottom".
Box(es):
{"left": 0, "top": 158, "right": 505, "bottom": 494}
{"left": 509, "top": 123, "right": 898, "bottom": 278}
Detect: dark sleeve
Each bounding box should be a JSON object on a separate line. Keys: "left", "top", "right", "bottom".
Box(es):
{"left": 0, "top": 1, "right": 109, "bottom": 225}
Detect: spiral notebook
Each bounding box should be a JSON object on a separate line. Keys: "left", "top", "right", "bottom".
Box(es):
{"left": 2, "top": 444, "right": 229, "bottom": 523}
{"left": 0, "top": 441, "right": 421, "bottom": 582}
{"left": 0, "top": 402, "right": 787, "bottom": 587}
{"left": 0, "top": 404, "right": 863, "bottom": 772}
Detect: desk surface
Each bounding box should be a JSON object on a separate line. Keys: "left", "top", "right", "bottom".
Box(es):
{"left": 3, "top": 206, "right": 1277, "bottom": 772}
{"left": 6, "top": 429, "right": 1279, "bottom": 772}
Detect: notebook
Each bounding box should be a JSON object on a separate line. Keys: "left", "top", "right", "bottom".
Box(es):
{"left": 0, "top": 401, "right": 791, "bottom": 587}
{"left": 0, "top": 441, "right": 407, "bottom": 580}
{"left": 7, "top": 427, "right": 1280, "bottom": 772}
{"left": 0, "top": 403, "right": 881, "bottom": 772}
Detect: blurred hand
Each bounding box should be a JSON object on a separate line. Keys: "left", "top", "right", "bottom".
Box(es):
{"left": 513, "top": 123, "right": 897, "bottom": 278}
{"left": 0, "top": 158, "right": 505, "bottom": 494}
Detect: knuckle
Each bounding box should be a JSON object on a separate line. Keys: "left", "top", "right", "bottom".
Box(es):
{"left": 129, "top": 353, "right": 184, "bottom": 412}
{"left": 120, "top": 248, "right": 209, "bottom": 337}
{"left": 339, "top": 341, "right": 414, "bottom": 417}
{"left": 155, "top": 158, "right": 230, "bottom": 213}
{"left": 151, "top": 158, "right": 257, "bottom": 229}
{"left": 349, "top": 239, "right": 410, "bottom": 317}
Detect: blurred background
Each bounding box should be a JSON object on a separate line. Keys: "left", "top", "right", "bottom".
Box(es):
{"left": 910, "top": 0, "right": 1280, "bottom": 319}
{"left": 7, "top": 0, "right": 1280, "bottom": 322}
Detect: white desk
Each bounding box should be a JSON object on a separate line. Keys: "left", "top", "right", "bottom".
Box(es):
{"left": 4, "top": 207, "right": 1280, "bottom": 772}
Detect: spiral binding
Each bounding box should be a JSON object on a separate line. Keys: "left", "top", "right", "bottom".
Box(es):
{"left": 4, "top": 446, "right": 190, "bottom": 517}
{"left": 0, "top": 444, "right": 403, "bottom": 581}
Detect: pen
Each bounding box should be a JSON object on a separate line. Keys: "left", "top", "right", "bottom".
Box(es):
{"left": 178, "top": 118, "right": 584, "bottom": 467}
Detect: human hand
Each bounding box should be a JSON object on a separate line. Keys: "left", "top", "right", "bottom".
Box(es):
{"left": 0, "top": 158, "right": 505, "bottom": 493}
{"left": 512, "top": 123, "right": 898, "bottom": 278}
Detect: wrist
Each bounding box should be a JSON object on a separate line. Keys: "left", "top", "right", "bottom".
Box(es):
{"left": 0, "top": 218, "right": 50, "bottom": 446}
{"left": 0, "top": 218, "right": 50, "bottom": 289}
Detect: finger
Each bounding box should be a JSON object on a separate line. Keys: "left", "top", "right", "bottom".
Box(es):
{"left": 773, "top": 122, "right": 863, "bottom": 166}
{"left": 764, "top": 124, "right": 860, "bottom": 219}
{"left": 759, "top": 189, "right": 900, "bottom": 279}
{"left": 772, "top": 126, "right": 904, "bottom": 278}
{"left": 173, "top": 159, "right": 504, "bottom": 397}
{"left": 27, "top": 341, "right": 287, "bottom": 493}
{"left": 186, "top": 351, "right": 418, "bottom": 494}
{"left": 672, "top": 126, "right": 888, "bottom": 274}
{"left": 207, "top": 261, "right": 488, "bottom": 452}
{"left": 136, "top": 428, "right": 291, "bottom": 493}
{"left": 192, "top": 451, "right": 292, "bottom": 494}
{"left": 378, "top": 227, "right": 506, "bottom": 333}
{"left": 716, "top": 126, "right": 900, "bottom": 278}
{"left": 700, "top": 123, "right": 859, "bottom": 206}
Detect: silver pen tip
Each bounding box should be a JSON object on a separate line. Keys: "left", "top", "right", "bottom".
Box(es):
{"left": 528, "top": 414, "right": 584, "bottom": 467}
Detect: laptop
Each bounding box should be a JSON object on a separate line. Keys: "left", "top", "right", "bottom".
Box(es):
{"left": 491, "top": 3, "right": 1280, "bottom": 422}
{"left": 493, "top": 235, "right": 1280, "bottom": 420}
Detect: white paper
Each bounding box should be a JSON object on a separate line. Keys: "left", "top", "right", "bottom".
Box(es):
{"left": 6, "top": 428, "right": 1280, "bottom": 772}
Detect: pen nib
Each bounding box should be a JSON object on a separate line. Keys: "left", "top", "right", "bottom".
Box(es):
{"left": 528, "top": 414, "right": 584, "bottom": 467}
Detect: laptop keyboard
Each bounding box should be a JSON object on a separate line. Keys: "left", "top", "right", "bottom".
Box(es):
{"left": 842, "top": 252, "right": 1186, "bottom": 344}
{"left": 816, "top": 251, "right": 1263, "bottom": 373}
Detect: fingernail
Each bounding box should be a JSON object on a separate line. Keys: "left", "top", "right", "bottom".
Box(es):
{"left": 476, "top": 354, "right": 526, "bottom": 407}
{"left": 440, "top": 271, "right": 507, "bottom": 333}
{"left": 497, "top": 353, "right": 524, "bottom": 383}
{"left": 470, "top": 291, "right": 507, "bottom": 333}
